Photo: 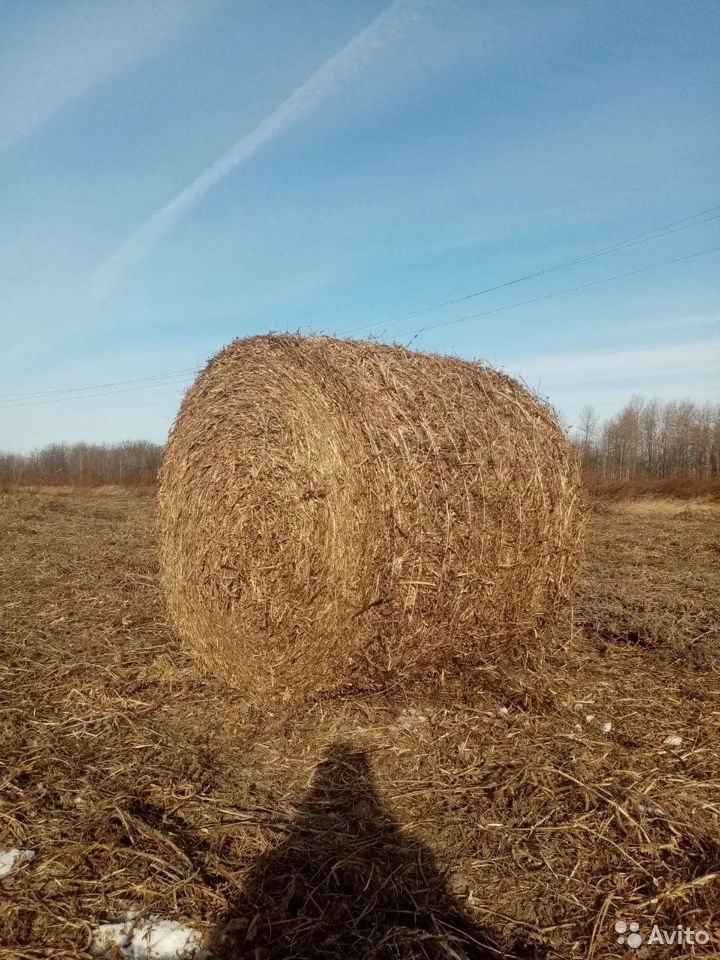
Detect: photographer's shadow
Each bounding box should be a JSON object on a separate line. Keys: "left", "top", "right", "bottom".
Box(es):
{"left": 211, "top": 741, "right": 542, "bottom": 959}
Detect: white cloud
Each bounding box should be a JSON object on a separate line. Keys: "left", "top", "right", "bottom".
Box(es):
{"left": 88, "top": 0, "right": 427, "bottom": 304}
{"left": 507, "top": 340, "right": 720, "bottom": 386}
{"left": 0, "top": 0, "right": 210, "bottom": 150}
{"left": 637, "top": 313, "right": 719, "bottom": 331}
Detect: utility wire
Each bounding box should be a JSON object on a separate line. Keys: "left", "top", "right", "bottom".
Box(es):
{"left": 412, "top": 244, "right": 720, "bottom": 336}
{"left": 5, "top": 243, "right": 718, "bottom": 410}
{"left": 4, "top": 202, "right": 719, "bottom": 406}
{"left": 0, "top": 376, "right": 193, "bottom": 410}
{"left": 0, "top": 367, "right": 198, "bottom": 400}
{"left": 347, "top": 203, "right": 720, "bottom": 335}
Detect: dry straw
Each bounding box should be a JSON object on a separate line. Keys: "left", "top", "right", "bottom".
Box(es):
{"left": 158, "top": 334, "right": 584, "bottom": 700}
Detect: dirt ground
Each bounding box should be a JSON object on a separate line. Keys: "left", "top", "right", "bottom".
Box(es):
{"left": 0, "top": 488, "right": 718, "bottom": 958}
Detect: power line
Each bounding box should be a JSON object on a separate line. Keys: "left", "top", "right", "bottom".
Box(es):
{"left": 412, "top": 243, "right": 720, "bottom": 337}
{"left": 0, "top": 376, "right": 193, "bottom": 410}
{"left": 4, "top": 202, "right": 719, "bottom": 406}
{"left": 347, "top": 203, "right": 720, "bottom": 335}
{"left": 6, "top": 243, "right": 718, "bottom": 410}
{"left": 0, "top": 367, "right": 198, "bottom": 400}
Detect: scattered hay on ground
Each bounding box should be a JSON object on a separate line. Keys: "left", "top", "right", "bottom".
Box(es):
{"left": 1, "top": 489, "right": 718, "bottom": 957}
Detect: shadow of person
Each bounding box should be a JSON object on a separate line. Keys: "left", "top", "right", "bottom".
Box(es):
{"left": 210, "top": 740, "right": 542, "bottom": 959}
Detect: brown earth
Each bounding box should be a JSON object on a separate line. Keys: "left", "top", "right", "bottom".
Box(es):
{"left": 0, "top": 488, "right": 718, "bottom": 958}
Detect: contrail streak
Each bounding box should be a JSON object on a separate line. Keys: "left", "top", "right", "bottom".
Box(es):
{"left": 89, "top": 0, "right": 422, "bottom": 303}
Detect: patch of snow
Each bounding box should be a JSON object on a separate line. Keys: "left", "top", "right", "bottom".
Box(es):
{"left": 400, "top": 706, "right": 429, "bottom": 726}
{"left": 580, "top": 714, "right": 612, "bottom": 734}
{"left": 90, "top": 916, "right": 207, "bottom": 960}
{"left": 663, "top": 734, "right": 683, "bottom": 747}
{"left": 0, "top": 848, "right": 35, "bottom": 878}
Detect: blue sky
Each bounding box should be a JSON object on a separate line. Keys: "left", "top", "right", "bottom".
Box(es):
{"left": 1, "top": 0, "right": 718, "bottom": 452}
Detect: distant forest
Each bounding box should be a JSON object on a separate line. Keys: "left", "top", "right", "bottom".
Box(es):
{"left": 0, "top": 440, "right": 162, "bottom": 487}
{"left": 1, "top": 398, "right": 719, "bottom": 493}
{"left": 576, "top": 398, "right": 720, "bottom": 490}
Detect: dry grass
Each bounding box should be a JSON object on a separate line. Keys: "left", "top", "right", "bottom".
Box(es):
{"left": 1, "top": 488, "right": 719, "bottom": 958}
{"left": 159, "top": 334, "right": 583, "bottom": 703}
{"left": 611, "top": 498, "right": 720, "bottom": 518}
{"left": 583, "top": 473, "right": 720, "bottom": 502}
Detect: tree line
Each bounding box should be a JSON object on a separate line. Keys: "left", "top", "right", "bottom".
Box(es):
{"left": 1, "top": 398, "right": 718, "bottom": 491}
{"left": 575, "top": 397, "right": 720, "bottom": 488}
{"left": 0, "top": 441, "right": 163, "bottom": 487}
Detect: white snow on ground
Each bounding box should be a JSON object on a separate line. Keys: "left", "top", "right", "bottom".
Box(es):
{"left": 0, "top": 848, "right": 35, "bottom": 878}
{"left": 90, "top": 915, "right": 208, "bottom": 960}
{"left": 400, "top": 706, "right": 429, "bottom": 726}
{"left": 579, "top": 713, "right": 613, "bottom": 734}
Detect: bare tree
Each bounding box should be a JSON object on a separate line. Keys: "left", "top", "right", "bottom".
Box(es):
{"left": 591, "top": 397, "right": 720, "bottom": 485}
{"left": 576, "top": 405, "right": 598, "bottom": 470}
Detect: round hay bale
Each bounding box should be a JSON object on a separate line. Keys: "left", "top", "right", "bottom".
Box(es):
{"left": 158, "top": 334, "right": 584, "bottom": 700}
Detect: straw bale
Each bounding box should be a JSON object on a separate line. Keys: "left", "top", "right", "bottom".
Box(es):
{"left": 158, "top": 334, "right": 583, "bottom": 699}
